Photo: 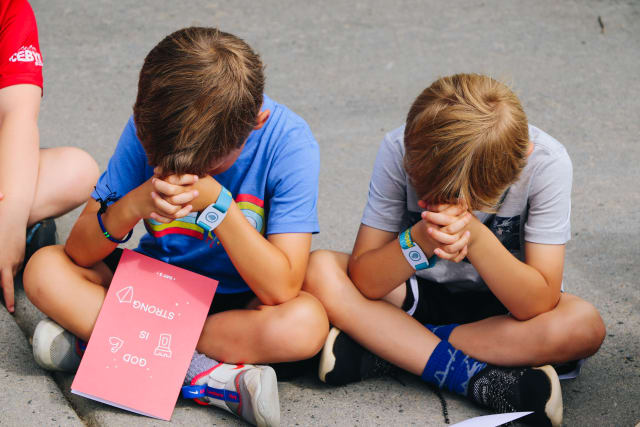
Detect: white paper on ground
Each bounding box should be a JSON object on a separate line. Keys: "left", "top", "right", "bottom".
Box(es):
{"left": 450, "top": 411, "right": 533, "bottom": 427}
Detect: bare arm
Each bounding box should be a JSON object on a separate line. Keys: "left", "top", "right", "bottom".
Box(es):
{"left": 462, "top": 216, "right": 564, "bottom": 320}
{"left": 348, "top": 224, "right": 415, "bottom": 299}
{"left": 66, "top": 174, "right": 198, "bottom": 267}
{"left": 348, "top": 205, "right": 471, "bottom": 300}
{"left": 65, "top": 195, "right": 140, "bottom": 267}
{"left": 0, "top": 84, "right": 41, "bottom": 312}
{"left": 182, "top": 176, "right": 311, "bottom": 305}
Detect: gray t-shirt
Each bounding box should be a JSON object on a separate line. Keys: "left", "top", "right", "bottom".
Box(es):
{"left": 361, "top": 124, "right": 573, "bottom": 292}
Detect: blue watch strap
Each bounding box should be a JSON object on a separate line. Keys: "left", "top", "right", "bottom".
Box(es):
{"left": 197, "top": 186, "right": 233, "bottom": 232}
{"left": 212, "top": 187, "right": 233, "bottom": 213}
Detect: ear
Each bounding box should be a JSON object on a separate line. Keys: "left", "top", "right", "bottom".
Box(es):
{"left": 254, "top": 109, "right": 270, "bottom": 130}
{"left": 526, "top": 141, "right": 535, "bottom": 157}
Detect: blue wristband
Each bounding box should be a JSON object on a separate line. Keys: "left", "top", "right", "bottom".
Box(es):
{"left": 399, "top": 228, "right": 437, "bottom": 270}
{"left": 97, "top": 211, "right": 133, "bottom": 244}
{"left": 196, "top": 186, "right": 233, "bottom": 232}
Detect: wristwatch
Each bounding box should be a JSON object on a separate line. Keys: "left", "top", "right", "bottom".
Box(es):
{"left": 196, "top": 186, "right": 233, "bottom": 232}
{"left": 398, "top": 228, "right": 437, "bottom": 270}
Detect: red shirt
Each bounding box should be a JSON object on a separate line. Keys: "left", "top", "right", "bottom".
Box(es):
{"left": 0, "top": 0, "right": 42, "bottom": 90}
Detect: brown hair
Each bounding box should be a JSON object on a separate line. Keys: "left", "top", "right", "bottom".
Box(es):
{"left": 404, "top": 74, "right": 529, "bottom": 212}
{"left": 133, "top": 27, "right": 264, "bottom": 176}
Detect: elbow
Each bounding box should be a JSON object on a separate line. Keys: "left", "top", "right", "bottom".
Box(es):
{"left": 357, "top": 282, "right": 384, "bottom": 300}
{"left": 349, "top": 262, "right": 385, "bottom": 300}
{"left": 351, "top": 272, "right": 384, "bottom": 300}
{"left": 64, "top": 241, "right": 93, "bottom": 268}
{"left": 510, "top": 291, "right": 561, "bottom": 321}
{"left": 260, "top": 277, "right": 302, "bottom": 306}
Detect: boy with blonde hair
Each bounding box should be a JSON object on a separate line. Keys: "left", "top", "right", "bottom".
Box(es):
{"left": 304, "top": 74, "right": 605, "bottom": 426}
{"left": 24, "top": 27, "right": 328, "bottom": 427}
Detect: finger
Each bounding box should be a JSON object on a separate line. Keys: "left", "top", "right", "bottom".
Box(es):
{"left": 441, "top": 231, "right": 471, "bottom": 254}
{"left": 165, "top": 190, "right": 199, "bottom": 206}
{"left": 452, "top": 245, "right": 468, "bottom": 263}
{"left": 152, "top": 178, "right": 189, "bottom": 196}
{"left": 1, "top": 268, "right": 15, "bottom": 313}
{"left": 441, "top": 212, "right": 472, "bottom": 234}
{"left": 151, "top": 192, "right": 182, "bottom": 216}
{"left": 432, "top": 246, "right": 458, "bottom": 261}
{"left": 149, "top": 212, "right": 173, "bottom": 224}
{"left": 426, "top": 226, "right": 460, "bottom": 245}
{"left": 172, "top": 204, "right": 193, "bottom": 219}
{"left": 164, "top": 174, "right": 199, "bottom": 186}
{"left": 422, "top": 211, "right": 458, "bottom": 227}
{"left": 440, "top": 204, "right": 466, "bottom": 217}
{"left": 426, "top": 204, "right": 451, "bottom": 213}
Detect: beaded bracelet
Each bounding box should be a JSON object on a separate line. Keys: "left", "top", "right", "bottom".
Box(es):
{"left": 94, "top": 186, "right": 133, "bottom": 244}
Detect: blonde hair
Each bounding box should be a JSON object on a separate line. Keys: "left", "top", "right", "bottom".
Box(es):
{"left": 404, "top": 73, "right": 529, "bottom": 211}
{"left": 133, "top": 27, "right": 264, "bottom": 176}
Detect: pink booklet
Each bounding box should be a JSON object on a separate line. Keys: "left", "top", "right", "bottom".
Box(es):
{"left": 71, "top": 249, "right": 217, "bottom": 420}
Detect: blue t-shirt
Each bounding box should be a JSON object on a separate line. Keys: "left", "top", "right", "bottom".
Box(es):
{"left": 92, "top": 95, "right": 320, "bottom": 294}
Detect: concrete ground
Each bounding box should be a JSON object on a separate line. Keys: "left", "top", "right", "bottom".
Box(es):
{"left": 1, "top": 0, "right": 639, "bottom": 425}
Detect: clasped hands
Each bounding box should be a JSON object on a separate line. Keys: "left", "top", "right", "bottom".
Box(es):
{"left": 416, "top": 200, "right": 474, "bottom": 263}
{"left": 138, "top": 168, "right": 220, "bottom": 224}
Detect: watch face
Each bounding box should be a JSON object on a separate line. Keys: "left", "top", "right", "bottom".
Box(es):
{"left": 205, "top": 212, "right": 219, "bottom": 223}
{"left": 409, "top": 250, "right": 421, "bottom": 261}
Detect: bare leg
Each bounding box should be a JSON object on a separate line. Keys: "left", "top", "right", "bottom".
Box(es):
{"left": 24, "top": 245, "right": 329, "bottom": 363}
{"left": 197, "top": 291, "right": 329, "bottom": 363}
{"left": 28, "top": 147, "right": 99, "bottom": 226}
{"left": 448, "top": 294, "right": 605, "bottom": 366}
{"left": 304, "top": 250, "right": 439, "bottom": 375}
{"left": 304, "top": 250, "right": 605, "bottom": 372}
{"left": 24, "top": 245, "right": 112, "bottom": 341}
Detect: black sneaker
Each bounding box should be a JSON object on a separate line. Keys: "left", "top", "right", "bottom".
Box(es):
{"left": 318, "top": 327, "right": 395, "bottom": 386}
{"left": 553, "top": 358, "right": 585, "bottom": 380}
{"left": 24, "top": 218, "right": 57, "bottom": 263}
{"left": 467, "top": 364, "right": 563, "bottom": 427}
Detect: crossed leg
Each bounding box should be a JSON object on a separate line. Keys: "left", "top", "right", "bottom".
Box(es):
{"left": 24, "top": 245, "right": 329, "bottom": 363}
{"left": 304, "top": 250, "right": 605, "bottom": 375}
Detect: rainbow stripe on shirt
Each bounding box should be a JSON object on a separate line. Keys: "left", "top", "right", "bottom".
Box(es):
{"left": 144, "top": 193, "right": 265, "bottom": 241}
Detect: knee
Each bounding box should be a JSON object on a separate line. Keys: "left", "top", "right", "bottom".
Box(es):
{"left": 264, "top": 294, "right": 329, "bottom": 360}
{"left": 63, "top": 147, "right": 100, "bottom": 195}
{"left": 570, "top": 301, "right": 606, "bottom": 357}
{"left": 303, "top": 250, "right": 347, "bottom": 307}
{"left": 304, "top": 250, "right": 336, "bottom": 291}
{"left": 23, "top": 244, "right": 65, "bottom": 307}
{"left": 544, "top": 298, "right": 606, "bottom": 359}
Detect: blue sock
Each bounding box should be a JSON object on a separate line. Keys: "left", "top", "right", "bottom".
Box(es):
{"left": 421, "top": 340, "right": 487, "bottom": 396}
{"left": 424, "top": 323, "right": 459, "bottom": 341}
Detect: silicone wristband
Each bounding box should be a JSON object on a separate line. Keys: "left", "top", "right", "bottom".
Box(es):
{"left": 196, "top": 186, "right": 233, "bottom": 232}
{"left": 399, "top": 228, "right": 436, "bottom": 270}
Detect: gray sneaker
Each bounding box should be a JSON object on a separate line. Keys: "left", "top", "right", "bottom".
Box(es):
{"left": 32, "top": 318, "right": 83, "bottom": 372}
{"left": 182, "top": 362, "right": 280, "bottom": 426}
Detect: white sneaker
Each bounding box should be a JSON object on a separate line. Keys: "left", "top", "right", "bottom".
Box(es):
{"left": 182, "top": 362, "right": 280, "bottom": 427}
{"left": 32, "top": 318, "right": 83, "bottom": 372}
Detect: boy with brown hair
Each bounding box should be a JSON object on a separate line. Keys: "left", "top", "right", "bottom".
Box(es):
{"left": 304, "top": 74, "right": 605, "bottom": 426}
{"left": 23, "top": 27, "right": 328, "bottom": 427}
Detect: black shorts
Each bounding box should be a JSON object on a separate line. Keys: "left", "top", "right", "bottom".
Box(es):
{"left": 103, "top": 248, "right": 256, "bottom": 315}
{"left": 401, "top": 276, "right": 509, "bottom": 325}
